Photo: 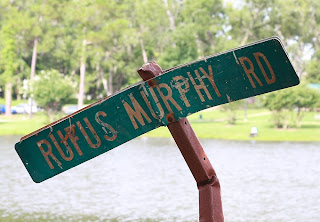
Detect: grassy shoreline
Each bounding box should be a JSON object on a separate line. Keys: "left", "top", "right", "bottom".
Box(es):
{"left": 1, "top": 109, "right": 320, "bottom": 142}
{"left": 144, "top": 109, "right": 320, "bottom": 142}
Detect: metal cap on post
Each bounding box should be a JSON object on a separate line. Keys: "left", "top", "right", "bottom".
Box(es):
{"left": 137, "top": 61, "right": 224, "bottom": 222}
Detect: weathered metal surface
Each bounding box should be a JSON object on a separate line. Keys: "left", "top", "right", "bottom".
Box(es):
{"left": 168, "top": 119, "right": 216, "bottom": 184}
{"left": 15, "top": 37, "right": 299, "bottom": 183}
{"left": 199, "top": 176, "right": 224, "bottom": 222}
{"left": 168, "top": 119, "right": 224, "bottom": 222}
{"left": 138, "top": 62, "right": 223, "bottom": 221}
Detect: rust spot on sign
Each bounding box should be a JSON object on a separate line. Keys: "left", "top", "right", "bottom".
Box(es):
{"left": 166, "top": 113, "right": 175, "bottom": 123}
{"left": 147, "top": 79, "right": 157, "bottom": 87}
{"left": 60, "top": 125, "right": 75, "bottom": 143}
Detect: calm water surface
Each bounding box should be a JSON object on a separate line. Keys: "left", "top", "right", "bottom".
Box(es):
{"left": 1, "top": 136, "right": 319, "bottom": 221}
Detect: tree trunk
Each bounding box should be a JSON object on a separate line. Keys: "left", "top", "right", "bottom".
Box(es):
{"left": 16, "top": 77, "right": 21, "bottom": 100}
{"left": 139, "top": 38, "right": 148, "bottom": 63}
{"left": 95, "top": 63, "right": 101, "bottom": 95}
{"left": 240, "top": 9, "right": 260, "bottom": 46}
{"left": 296, "top": 108, "right": 304, "bottom": 128}
{"left": 100, "top": 70, "right": 108, "bottom": 96}
{"left": 163, "top": 0, "right": 176, "bottom": 31}
{"left": 107, "top": 66, "right": 114, "bottom": 96}
{"left": 310, "top": 6, "right": 319, "bottom": 50}
{"left": 295, "top": 42, "right": 305, "bottom": 78}
{"left": 139, "top": 25, "right": 148, "bottom": 63}
{"left": 29, "top": 37, "right": 38, "bottom": 119}
{"left": 5, "top": 82, "right": 12, "bottom": 116}
{"left": 207, "top": 31, "right": 215, "bottom": 53}
{"left": 30, "top": 38, "right": 38, "bottom": 80}
{"left": 115, "top": 73, "right": 123, "bottom": 92}
{"left": 78, "top": 39, "right": 87, "bottom": 109}
{"left": 195, "top": 34, "right": 203, "bottom": 58}
{"left": 241, "top": 26, "right": 251, "bottom": 45}
{"left": 47, "top": 108, "right": 54, "bottom": 123}
{"left": 163, "top": 0, "right": 176, "bottom": 48}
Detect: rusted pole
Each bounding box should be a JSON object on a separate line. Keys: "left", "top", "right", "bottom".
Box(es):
{"left": 137, "top": 61, "right": 224, "bottom": 222}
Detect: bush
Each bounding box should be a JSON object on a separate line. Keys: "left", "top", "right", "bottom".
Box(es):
{"left": 32, "top": 70, "right": 75, "bottom": 122}
{"left": 263, "top": 84, "right": 320, "bottom": 128}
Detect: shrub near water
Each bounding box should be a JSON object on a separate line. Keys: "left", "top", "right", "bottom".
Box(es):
{"left": 263, "top": 84, "right": 320, "bottom": 128}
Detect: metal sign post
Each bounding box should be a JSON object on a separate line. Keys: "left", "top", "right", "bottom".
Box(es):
{"left": 138, "top": 62, "right": 223, "bottom": 221}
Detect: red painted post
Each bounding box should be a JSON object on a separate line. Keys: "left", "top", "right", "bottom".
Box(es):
{"left": 137, "top": 61, "right": 224, "bottom": 222}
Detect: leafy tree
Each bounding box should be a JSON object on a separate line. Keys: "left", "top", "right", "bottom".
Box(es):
{"left": 158, "top": 24, "right": 199, "bottom": 69}
{"left": 62, "top": 0, "right": 97, "bottom": 108}
{"left": 31, "top": 70, "right": 75, "bottom": 122}
{"left": 159, "top": 0, "right": 228, "bottom": 69}
{"left": 226, "top": 0, "right": 276, "bottom": 45}
{"left": 263, "top": 84, "right": 320, "bottom": 128}
{"left": 181, "top": 0, "right": 227, "bottom": 55}
{"left": 306, "top": 50, "right": 320, "bottom": 83}
{"left": 270, "top": 0, "right": 320, "bottom": 78}
{"left": 0, "top": 24, "right": 19, "bottom": 116}
{"left": 0, "top": 0, "right": 319, "bottom": 118}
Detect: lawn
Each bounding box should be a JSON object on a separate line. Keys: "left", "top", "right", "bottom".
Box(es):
{"left": 145, "top": 108, "right": 320, "bottom": 142}
{"left": 1, "top": 108, "right": 320, "bottom": 142}
{"left": 0, "top": 112, "right": 62, "bottom": 136}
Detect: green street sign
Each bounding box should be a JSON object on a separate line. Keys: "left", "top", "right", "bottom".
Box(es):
{"left": 15, "top": 37, "right": 299, "bottom": 183}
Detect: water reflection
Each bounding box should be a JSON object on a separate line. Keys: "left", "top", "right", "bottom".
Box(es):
{"left": 1, "top": 136, "right": 319, "bottom": 221}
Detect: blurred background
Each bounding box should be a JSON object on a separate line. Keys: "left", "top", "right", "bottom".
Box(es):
{"left": 0, "top": 0, "right": 320, "bottom": 221}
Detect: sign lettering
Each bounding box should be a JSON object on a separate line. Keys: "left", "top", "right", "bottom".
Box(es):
{"left": 15, "top": 37, "right": 299, "bottom": 182}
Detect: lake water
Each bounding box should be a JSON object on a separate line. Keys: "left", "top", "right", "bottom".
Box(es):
{"left": 1, "top": 135, "right": 319, "bottom": 222}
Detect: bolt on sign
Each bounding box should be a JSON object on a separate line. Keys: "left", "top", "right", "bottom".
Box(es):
{"left": 15, "top": 37, "right": 299, "bottom": 183}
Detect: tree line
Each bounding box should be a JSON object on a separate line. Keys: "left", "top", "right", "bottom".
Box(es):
{"left": 0, "top": 0, "right": 319, "bottom": 124}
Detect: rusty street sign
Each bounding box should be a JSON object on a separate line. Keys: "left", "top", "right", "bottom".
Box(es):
{"left": 15, "top": 37, "right": 299, "bottom": 183}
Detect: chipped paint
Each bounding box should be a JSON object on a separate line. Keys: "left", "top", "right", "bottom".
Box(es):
{"left": 226, "top": 94, "right": 232, "bottom": 103}
{"left": 233, "top": 51, "right": 240, "bottom": 65}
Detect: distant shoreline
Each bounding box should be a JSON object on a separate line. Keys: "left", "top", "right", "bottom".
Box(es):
{"left": 1, "top": 109, "right": 320, "bottom": 142}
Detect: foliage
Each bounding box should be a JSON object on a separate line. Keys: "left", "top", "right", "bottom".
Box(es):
{"left": 0, "top": 25, "right": 18, "bottom": 82}
{"left": 0, "top": 0, "right": 319, "bottom": 118}
{"left": 306, "top": 50, "right": 320, "bottom": 83}
{"left": 263, "top": 84, "right": 320, "bottom": 128}
{"left": 31, "top": 70, "right": 75, "bottom": 121}
{"left": 0, "top": 21, "right": 20, "bottom": 115}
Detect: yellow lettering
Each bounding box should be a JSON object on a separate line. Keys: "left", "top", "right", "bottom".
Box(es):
{"left": 157, "top": 83, "right": 182, "bottom": 112}
{"left": 254, "top": 52, "right": 276, "bottom": 84}
{"left": 95, "top": 111, "right": 117, "bottom": 141}
{"left": 50, "top": 133, "right": 74, "bottom": 161}
{"left": 140, "top": 90, "right": 165, "bottom": 119}
{"left": 122, "top": 93, "right": 152, "bottom": 130}
{"left": 239, "top": 56, "right": 263, "bottom": 88}
{"left": 172, "top": 76, "right": 190, "bottom": 107}
{"left": 77, "top": 118, "right": 101, "bottom": 148}
{"left": 199, "top": 65, "right": 221, "bottom": 97}
{"left": 64, "top": 125, "right": 83, "bottom": 156}
{"left": 187, "top": 71, "right": 212, "bottom": 102}
{"left": 37, "top": 139, "right": 62, "bottom": 170}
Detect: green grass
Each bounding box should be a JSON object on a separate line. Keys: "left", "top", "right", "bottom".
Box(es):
{"left": 1, "top": 108, "right": 320, "bottom": 141}
{"left": 0, "top": 98, "right": 24, "bottom": 106}
{"left": 0, "top": 112, "right": 55, "bottom": 136}
{"left": 145, "top": 108, "right": 320, "bottom": 142}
